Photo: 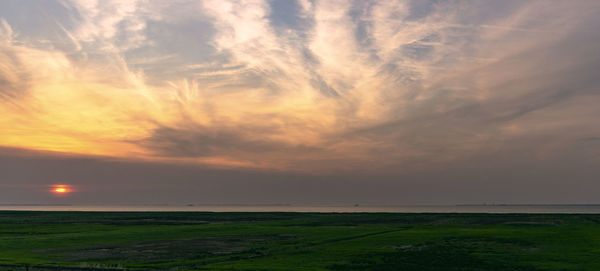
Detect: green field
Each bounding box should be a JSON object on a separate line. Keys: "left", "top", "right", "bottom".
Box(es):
{"left": 1, "top": 211, "right": 599, "bottom": 270}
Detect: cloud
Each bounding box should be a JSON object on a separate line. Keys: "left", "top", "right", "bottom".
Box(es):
{"left": 61, "top": 0, "right": 150, "bottom": 52}
{"left": 0, "top": 0, "right": 599, "bottom": 174}
{"left": 136, "top": 123, "right": 322, "bottom": 158}
{"left": 2, "top": 144, "right": 600, "bottom": 205}
{"left": 578, "top": 137, "right": 600, "bottom": 142}
{"left": 0, "top": 19, "right": 28, "bottom": 101}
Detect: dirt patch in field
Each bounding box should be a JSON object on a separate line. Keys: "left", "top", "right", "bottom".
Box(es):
{"left": 52, "top": 237, "right": 279, "bottom": 262}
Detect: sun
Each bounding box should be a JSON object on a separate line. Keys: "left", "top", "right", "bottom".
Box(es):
{"left": 50, "top": 185, "right": 72, "bottom": 195}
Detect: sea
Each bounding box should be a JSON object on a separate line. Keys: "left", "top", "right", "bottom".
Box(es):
{"left": 1, "top": 204, "right": 600, "bottom": 213}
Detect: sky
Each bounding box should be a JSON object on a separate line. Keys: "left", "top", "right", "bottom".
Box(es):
{"left": 1, "top": 0, "right": 599, "bottom": 205}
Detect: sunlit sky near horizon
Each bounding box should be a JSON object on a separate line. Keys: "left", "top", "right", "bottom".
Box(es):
{"left": 1, "top": 0, "right": 599, "bottom": 205}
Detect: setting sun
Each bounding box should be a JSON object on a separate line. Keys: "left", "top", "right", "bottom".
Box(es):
{"left": 50, "top": 185, "right": 72, "bottom": 195}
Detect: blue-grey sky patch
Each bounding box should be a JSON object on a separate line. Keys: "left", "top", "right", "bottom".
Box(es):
{"left": 401, "top": 42, "right": 434, "bottom": 60}
{"left": 268, "top": 0, "right": 309, "bottom": 32}
{"left": 311, "top": 76, "right": 340, "bottom": 97}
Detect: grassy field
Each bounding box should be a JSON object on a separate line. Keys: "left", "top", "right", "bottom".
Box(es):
{"left": 0, "top": 211, "right": 599, "bottom": 270}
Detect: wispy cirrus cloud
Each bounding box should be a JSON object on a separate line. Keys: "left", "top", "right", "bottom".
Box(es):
{"left": 0, "top": 0, "right": 599, "bottom": 174}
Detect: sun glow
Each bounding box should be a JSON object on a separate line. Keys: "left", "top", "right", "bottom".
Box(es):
{"left": 50, "top": 185, "right": 72, "bottom": 195}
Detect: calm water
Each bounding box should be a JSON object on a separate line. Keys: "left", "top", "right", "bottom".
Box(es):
{"left": 1, "top": 205, "right": 600, "bottom": 213}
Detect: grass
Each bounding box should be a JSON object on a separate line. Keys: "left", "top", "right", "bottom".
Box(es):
{"left": 0, "top": 211, "right": 599, "bottom": 270}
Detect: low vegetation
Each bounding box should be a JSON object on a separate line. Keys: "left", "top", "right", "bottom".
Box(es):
{"left": 0, "top": 211, "right": 599, "bottom": 270}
